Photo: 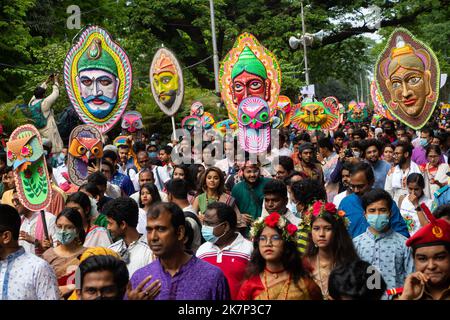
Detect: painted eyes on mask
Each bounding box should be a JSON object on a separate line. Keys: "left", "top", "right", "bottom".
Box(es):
{"left": 77, "top": 145, "right": 87, "bottom": 155}
{"left": 241, "top": 113, "right": 251, "bottom": 125}
{"left": 81, "top": 79, "right": 93, "bottom": 86}
{"left": 258, "top": 111, "right": 269, "bottom": 122}
{"left": 91, "top": 147, "right": 101, "bottom": 155}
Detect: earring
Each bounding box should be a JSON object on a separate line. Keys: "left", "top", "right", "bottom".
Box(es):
{"left": 314, "top": 243, "right": 319, "bottom": 248}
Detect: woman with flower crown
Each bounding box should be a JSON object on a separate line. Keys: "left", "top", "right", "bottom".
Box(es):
{"left": 237, "top": 212, "right": 322, "bottom": 300}
{"left": 301, "top": 201, "right": 360, "bottom": 300}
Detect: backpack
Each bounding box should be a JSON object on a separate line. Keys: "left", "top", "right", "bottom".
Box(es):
{"left": 56, "top": 105, "right": 82, "bottom": 145}
{"left": 23, "top": 100, "right": 48, "bottom": 129}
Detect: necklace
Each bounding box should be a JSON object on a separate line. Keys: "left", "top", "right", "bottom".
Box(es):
{"left": 264, "top": 267, "right": 285, "bottom": 279}
{"left": 263, "top": 270, "right": 291, "bottom": 300}
{"left": 317, "top": 255, "right": 331, "bottom": 300}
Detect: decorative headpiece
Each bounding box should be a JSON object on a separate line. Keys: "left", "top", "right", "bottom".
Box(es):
{"left": 153, "top": 53, "right": 177, "bottom": 75}
{"left": 300, "top": 201, "right": 349, "bottom": 229}
{"left": 250, "top": 212, "right": 299, "bottom": 243}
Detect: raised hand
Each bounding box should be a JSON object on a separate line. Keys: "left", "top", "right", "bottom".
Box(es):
{"left": 126, "top": 275, "right": 161, "bottom": 300}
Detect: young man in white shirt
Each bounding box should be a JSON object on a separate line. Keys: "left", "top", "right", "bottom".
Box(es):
{"left": 385, "top": 141, "right": 421, "bottom": 204}
{"left": 13, "top": 191, "right": 56, "bottom": 256}
{"left": 333, "top": 162, "right": 353, "bottom": 208}
{"left": 105, "top": 197, "right": 153, "bottom": 277}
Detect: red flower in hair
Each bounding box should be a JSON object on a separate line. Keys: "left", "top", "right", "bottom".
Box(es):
{"left": 24, "top": 169, "right": 32, "bottom": 179}
{"left": 286, "top": 224, "right": 298, "bottom": 236}
{"left": 325, "top": 202, "right": 337, "bottom": 214}
{"left": 312, "top": 201, "right": 323, "bottom": 216}
{"left": 264, "top": 212, "right": 281, "bottom": 228}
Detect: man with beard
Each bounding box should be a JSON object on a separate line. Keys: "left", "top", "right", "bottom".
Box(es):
{"left": 105, "top": 197, "right": 153, "bottom": 276}
{"left": 361, "top": 139, "right": 392, "bottom": 189}
{"left": 395, "top": 207, "right": 450, "bottom": 300}
{"left": 127, "top": 202, "right": 230, "bottom": 300}
{"left": 232, "top": 161, "right": 271, "bottom": 227}
{"left": 385, "top": 141, "right": 421, "bottom": 203}
{"left": 338, "top": 162, "right": 409, "bottom": 238}
{"left": 294, "top": 142, "right": 324, "bottom": 184}
{"left": 333, "top": 161, "right": 353, "bottom": 208}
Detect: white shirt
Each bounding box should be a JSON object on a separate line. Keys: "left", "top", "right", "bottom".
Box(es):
{"left": 153, "top": 165, "right": 173, "bottom": 191}
{"left": 19, "top": 211, "right": 56, "bottom": 254}
{"left": 333, "top": 190, "right": 350, "bottom": 208}
{"left": 0, "top": 247, "right": 60, "bottom": 300}
{"left": 137, "top": 208, "right": 148, "bottom": 235}
{"left": 385, "top": 161, "right": 421, "bottom": 203}
{"left": 196, "top": 233, "right": 253, "bottom": 263}
{"left": 109, "top": 234, "right": 153, "bottom": 277}
{"left": 399, "top": 195, "right": 433, "bottom": 236}
{"left": 105, "top": 182, "right": 121, "bottom": 199}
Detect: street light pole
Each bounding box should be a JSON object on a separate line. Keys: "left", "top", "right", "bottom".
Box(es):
{"left": 300, "top": 0, "right": 310, "bottom": 86}
{"left": 209, "top": 0, "right": 220, "bottom": 94}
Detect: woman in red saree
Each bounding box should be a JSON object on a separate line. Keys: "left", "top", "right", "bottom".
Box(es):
{"left": 237, "top": 212, "right": 322, "bottom": 300}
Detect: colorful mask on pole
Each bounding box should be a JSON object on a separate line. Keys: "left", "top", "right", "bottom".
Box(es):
{"left": 291, "top": 98, "right": 339, "bottom": 130}
{"left": 220, "top": 33, "right": 281, "bottom": 122}
{"left": 238, "top": 97, "right": 271, "bottom": 153}
{"left": 276, "top": 95, "right": 293, "bottom": 127}
{"left": 181, "top": 115, "right": 202, "bottom": 133}
{"left": 150, "top": 48, "right": 184, "bottom": 116}
{"left": 347, "top": 101, "right": 369, "bottom": 123}
{"left": 121, "top": 111, "right": 143, "bottom": 134}
{"left": 213, "top": 119, "right": 238, "bottom": 137}
{"left": 6, "top": 125, "right": 52, "bottom": 211}
{"left": 370, "top": 81, "right": 396, "bottom": 120}
{"left": 64, "top": 26, "right": 132, "bottom": 133}
{"left": 375, "top": 28, "right": 440, "bottom": 129}
{"left": 67, "top": 125, "right": 104, "bottom": 186}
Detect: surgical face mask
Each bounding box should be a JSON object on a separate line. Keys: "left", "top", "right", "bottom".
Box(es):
{"left": 201, "top": 223, "right": 225, "bottom": 244}
{"left": 54, "top": 228, "right": 77, "bottom": 245}
{"left": 419, "top": 138, "right": 428, "bottom": 148}
{"left": 148, "top": 152, "right": 158, "bottom": 158}
{"left": 366, "top": 214, "right": 390, "bottom": 232}
{"left": 353, "top": 151, "right": 361, "bottom": 158}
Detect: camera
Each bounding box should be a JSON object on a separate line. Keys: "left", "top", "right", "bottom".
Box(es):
{"left": 344, "top": 149, "right": 353, "bottom": 158}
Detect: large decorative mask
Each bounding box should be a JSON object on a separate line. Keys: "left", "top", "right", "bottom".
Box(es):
{"left": 238, "top": 97, "right": 271, "bottom": 153}
{"left": 64, "top": 26, "right": 132, "bottom": 133}
{"left": 220, "top": 33, "right": 281, "bottom": 122}
{"left": 150, "top": 48, "right": 184, "bottom": 116}
{"left": 370, "top": 81, "right": 396, "bottom": 120}
{"left": 291, "top": 98, "right": 339, "bottom": 130}
{"left": 121, "top": 111, "right": 143, "bottom": 134}
{"left": 67, "top": 125, "right": 104, "bottom": 186}
{"left": 375, "top": 28, "right": 440, "bottom": 129}
{"left": 347, "top": 101, "right": 369, "bottom": 123}
{"left": 6, "top": 125, "right": 52, "bottom": 211}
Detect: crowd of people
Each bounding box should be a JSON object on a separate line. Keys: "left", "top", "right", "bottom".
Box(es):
{"left": 1, "top": 116, "right": 450, "bottom": 301}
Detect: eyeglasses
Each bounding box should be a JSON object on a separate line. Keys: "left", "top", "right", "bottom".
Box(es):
{"left": 258, "top": 234, "right": 282, "bottom": 245}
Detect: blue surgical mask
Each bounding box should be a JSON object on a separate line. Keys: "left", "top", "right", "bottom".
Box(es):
{"left": 201, "top": 224, "right": 225, "bottom": 243}
{"left": 54, "top": 228, "right": 77, "bottom": 245}
{"left": 366, "top": 214, "right": 390, "bottom": 232}
{"left": 419, "top": 138, "right": 428, "bottom": 147}
{"left": 148, "top": 152, "right": 157, "bottom": 158}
